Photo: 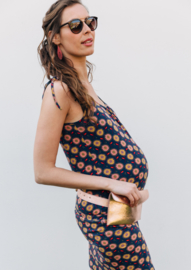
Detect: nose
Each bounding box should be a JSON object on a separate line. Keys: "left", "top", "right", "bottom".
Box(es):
{"left": 82, "top": 21, "right": 92, "bottom": 33}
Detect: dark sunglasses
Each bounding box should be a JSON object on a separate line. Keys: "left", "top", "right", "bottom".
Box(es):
{"left": 59, "top": 16, "right": 98, "bottom": 34}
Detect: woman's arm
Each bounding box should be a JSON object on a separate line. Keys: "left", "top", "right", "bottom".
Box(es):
{"left": 33, "top": 80, "right": 111, "bottom": 190}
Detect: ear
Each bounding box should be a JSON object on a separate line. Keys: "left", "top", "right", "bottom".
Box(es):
{"left": 48, "top": 30, "right": 61, "bottom": 46}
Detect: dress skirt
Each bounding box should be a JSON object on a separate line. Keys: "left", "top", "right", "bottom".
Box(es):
{"left": 75, "top": 192, "right": 155, "bottom": 270}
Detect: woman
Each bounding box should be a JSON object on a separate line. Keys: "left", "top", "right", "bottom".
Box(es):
{"left": 34, "top": 0, "right": 155, "bottom": 269}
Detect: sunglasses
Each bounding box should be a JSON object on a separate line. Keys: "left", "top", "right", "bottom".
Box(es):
{"left": 59, "top": 16, "right": 98, "bottom": 34}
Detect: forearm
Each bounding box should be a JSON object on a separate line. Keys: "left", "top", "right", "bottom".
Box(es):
{"left": 35, "top": 166, "right": 116, "bottom": 191}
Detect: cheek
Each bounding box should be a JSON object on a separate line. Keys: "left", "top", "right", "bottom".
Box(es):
{"left": 63, "top": 34, "right": 82, "bottom": 51}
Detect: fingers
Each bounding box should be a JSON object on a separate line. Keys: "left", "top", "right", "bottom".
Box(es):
{"left": 128, "top": 186, "right": 141, "bottom": 207}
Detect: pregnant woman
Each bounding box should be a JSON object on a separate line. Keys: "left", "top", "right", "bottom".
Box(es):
{"left": 33, "top": 0, "right": 155, "bottom": 269}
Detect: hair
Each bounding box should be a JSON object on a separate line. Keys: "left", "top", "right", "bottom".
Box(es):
{"left": 37, "top": 0, "right": 97, "bottom": 124}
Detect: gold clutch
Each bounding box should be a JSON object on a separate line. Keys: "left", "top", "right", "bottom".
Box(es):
{"left": 107, "top": 189, "right": 149, "bottom": 226}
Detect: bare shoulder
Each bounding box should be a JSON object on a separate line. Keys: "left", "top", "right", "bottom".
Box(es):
{"left": 42, "top": 79, "right": 71, "bottom": 112}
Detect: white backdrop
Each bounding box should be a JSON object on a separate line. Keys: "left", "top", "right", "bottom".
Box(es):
{"left": 1, "top": 0, "right": 191, "bottom": 269}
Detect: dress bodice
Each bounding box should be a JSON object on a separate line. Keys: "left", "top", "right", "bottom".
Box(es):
{"left": 42, "top": 77, "right": 149, "bottom": 198}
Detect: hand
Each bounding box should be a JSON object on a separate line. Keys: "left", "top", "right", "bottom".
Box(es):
{"left": 108, "top": 179, "right": 141, "bottom": 207}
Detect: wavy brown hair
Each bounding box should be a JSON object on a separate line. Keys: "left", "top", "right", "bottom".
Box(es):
{"left": 37, "top": 0, "right": 97, "bottom": 124}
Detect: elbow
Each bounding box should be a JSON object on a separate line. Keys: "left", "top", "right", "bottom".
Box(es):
{"left": 34, "top": 172, "right": 44, "bottom": 184}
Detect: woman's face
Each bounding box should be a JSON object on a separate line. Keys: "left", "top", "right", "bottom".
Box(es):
{"left": 58, "top": 3, "right": 95, "bottom": 59}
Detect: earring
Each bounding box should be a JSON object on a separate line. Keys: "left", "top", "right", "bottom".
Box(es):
{"left": 57, "top": 45, "right": 63, "bottom": 60}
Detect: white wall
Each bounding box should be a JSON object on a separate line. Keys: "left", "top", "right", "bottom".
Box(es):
{"left": 1, "top": 0, "right": 191, "bottom": 269}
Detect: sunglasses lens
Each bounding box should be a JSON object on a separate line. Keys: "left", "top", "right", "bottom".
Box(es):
{"left": 70, "top": 19, "right": 83, "bottom": 34}
{"left": 86, "top": 17, "right": 97, "bottom": 31}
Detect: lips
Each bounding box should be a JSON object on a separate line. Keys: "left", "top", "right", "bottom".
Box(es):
{"left": 82, "top": 38, "right": 93, "bottom": 44}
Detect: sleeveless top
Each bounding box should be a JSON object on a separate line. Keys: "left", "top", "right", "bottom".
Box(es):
{"left": 42, "top": 76, "right": 149, "bottom": 199}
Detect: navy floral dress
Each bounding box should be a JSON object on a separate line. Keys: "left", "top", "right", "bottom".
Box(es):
{"left": 42, "top": 76, "right": 155, "bottom": 270}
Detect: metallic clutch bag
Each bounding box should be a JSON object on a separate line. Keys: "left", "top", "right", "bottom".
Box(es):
{"left": 107, "top": 189, "right": 149, "bottom": 226}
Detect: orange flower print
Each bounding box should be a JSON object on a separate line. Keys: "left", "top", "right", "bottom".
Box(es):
{"left": 93, "top": 140, "right": 101, "bottom": 147}
{"left": 90, "top": 153, "right": 97, "bottom": 160}
{"left": 119, "top": 149, "right": 126, "bottom": 156}
{"left": 71, "top": 146, "right": 78, "bottom": 154}
{"left": 118, "top": 242, "right": 127, "bottom": 249}
{"left": 63, "top": 144, "right": 70, "bottom": 151}
{"left": 127, "top": 145, "right": 133, "bottom": 151}
{"left": 139, "top": 257, "right": 144, "bottom": 264}
{"left": 102, "top": 145, "right": 109, "bottom": 152}
{"left": 114, "top": 255, "right": 121, "bottom": 260}
{"left": 103, "top": 168, "right": 111, "bottom": 175}
{"left": 116, "top": 163, "right": 124, "bottom": 170}
{"left": 111, "top": 262, "right": 118, "bottom": 267}
{"left": 133, "top": 168, "right": 139, "bottom": 175}
{"left": 111, "top": 173, "right": 119, "bottom": 180}
{"left": 99, "top": 247, "right": 105, "bottom": 253}
{"left": 123, "top": 231, "right": 130, "bottom": 238}
{"left": 70, "top": 158, "right": 76, "bottom": 165}
{"left": 119, "top": 177, "right": 127, "bottom": 181}
{"left": 113, "top": 135, "right": 119, "bottom": 141}
{"left": 142, "top": 158, "right": 146, "bottom": 164}
{"left": 109, "top": 243, "right": 117, "bottom": 250}
{"left": 114, "top": 229, "right": 123, "bottom": 236}
{"left": 97, "top": 129, "right": 104, "bottom": 136}
{"left": 77, "top": 126, "right": 85, "bottom": 133}
{"left": 127, "top": 266, "right": 135, "bottom": 270}
{"left": 101, "top": 240, "right": 108, "bottom": 246}
{"left": 105, "top": 251, "right": 113, "bottom": 256}
{"left": 127, "top": 244, "right": 135, "bottom": 252}
{"left": 85, "top": 165, "right": 92, "bottom": 173}
{"left": 77, "top": 162, "right": 84, "bottom": 169}
{"left": 135, "top": 246, "right": 141, "bottom": 253}
{"left": 107, "top": 119, "right": 112, "bottom": 126}
{"left": 96, "top": 167, "right": 102, "bottom": 174}
{"left": 95, "top": 236, "right": 101, "bottom": 241}
{"left": 105, "top": 230, "right": 113, "bottom": 237}
{"left": 97, "top": 226, "right": 105, "bottom": 233}
{"left": 64, "top": 125, "right": 72, "bottom": 131}
{"left": 79, "top": 151, "right": 87, "bottom": 158}
{"left": 86, "top": 205, "right": 93, "bottom": 212}
{"left": 99, "top": 154, "right": 106, "bottom": 161}
{"left": 110, "top": 149, "right": 118, "bottom": 156}
{"left": 107, "top": 158, "right": 115, "bottom": 165}
{"left": 138, "top": 232, "right": 142, "bottom": 238}
{"left": 99, "top": 119, "right": 106, "bottom": 126}
{"left": 125, "top": 163, "right": 133, "bottom": 170}
{"left": 119, "top": 266, "right": 125, "bottom": 270}
{"left": 87, "top": 126, "right": 96, "bottom": 132}
{"left": 105, "top": 134, "right": 112, "bottom": 141}
{"left": 93, "top": 209, "right": 100, "bottom": 215}
{"left": 128, "top": 178, "right": 135, "bottom": 183}
{"left": 120, "top": 140, "right": 126, "bottom": 147}
{"left": 131, "top": 233, "right": 137, "bottom": 241}
{"left": 127, "top": 153, "right": 134, "bottom": 160}
{"left": 135, "top": 158, "right": 141, "bottom": 164}
{"left": 72, "top": 138, "right": 80, "bottom": 144}
{"left": 131, "top": 255, "right": 138, "bottom": 262}
{"left": 64, "top": 134, "right": 71, "bottom": 141}
{"left": 122, "top": 254, "right": 130, "bottom": 260}
{"left": 84, "top": 139, "right": 91, "bottom": 146}
{"left": 91, "top": 223, "right": 97, "bottom": 229}
{"left": 88, "top": 233, "right": 93, "bottom": 238}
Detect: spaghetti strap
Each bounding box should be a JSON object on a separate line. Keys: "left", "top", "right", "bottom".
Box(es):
{"left": 42, "top": 76, "right": 62, "bottom": 110}
{"left": 97, "top": 95, "right": 107, "bottom": 106}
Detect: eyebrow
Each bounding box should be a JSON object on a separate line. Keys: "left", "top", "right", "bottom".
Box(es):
{"left": 64, "top": 16, "right": 90, "bottom": 23}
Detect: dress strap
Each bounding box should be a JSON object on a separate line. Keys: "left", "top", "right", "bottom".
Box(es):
{"left": 97, "top": 95, "right": 107, "bottom": 106}
{"left": 42, "top": 76, "right": 62, "bottom": 110}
